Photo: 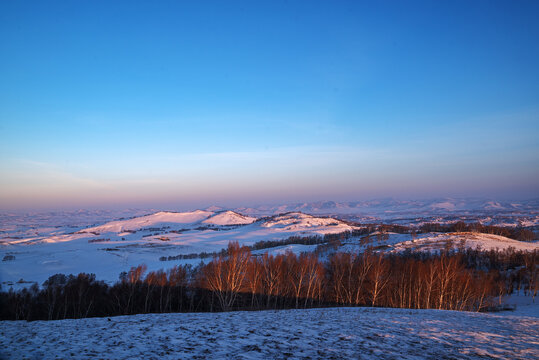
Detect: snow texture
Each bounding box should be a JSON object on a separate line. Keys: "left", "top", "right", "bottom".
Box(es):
{"left": 1, "top": 307, "right": 537, "bottom": 359}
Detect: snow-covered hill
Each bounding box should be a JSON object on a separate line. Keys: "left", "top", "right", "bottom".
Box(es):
{"left": 261, "top": 212, "right": 352, "bottom": 233}
{"left": 1, "top": 206, "right": 537, "bottom": 290}
{"left": 1, "top": 307, "right": 537, "bottom": 359}
{"left": 80, "top": 210, "right": 257, "bottom": 233}
{"left": 202, "top": 211, "right": 256, "bottom": 226}
{"left": 80, "top": 210, "right": 257, "bottom": 234}
{"left": 3, "top": 210, "right": 355, "bottom": 246}
{"left": 80, "top": 210, "right": 213, "bottom": 233}
{"left": 0, "top": 211, "right": 360, "bottom": 287}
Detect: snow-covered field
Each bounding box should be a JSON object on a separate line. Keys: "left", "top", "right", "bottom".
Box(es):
{"left": 1, "top": 307, "right": 537, "bottom": 359}
{"left": 1, "top": 208, "right": 537, "bottom": 290}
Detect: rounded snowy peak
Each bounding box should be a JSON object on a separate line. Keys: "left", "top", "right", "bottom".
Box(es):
{"left": 203, "top": 211, "right": 257, "bottom": 226}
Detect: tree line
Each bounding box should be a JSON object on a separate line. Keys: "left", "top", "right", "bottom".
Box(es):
{"left": 1, "top": 243, "right": 537, "bottom": 321}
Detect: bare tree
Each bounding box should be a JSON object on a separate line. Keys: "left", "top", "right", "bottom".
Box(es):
{"left": 202, "top": 242, "right": 251, "bottom": 311}
{"left": 369, "top": 254, "right": 390, "bottom": 307}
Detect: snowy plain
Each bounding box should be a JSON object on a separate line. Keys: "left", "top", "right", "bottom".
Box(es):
{"left": 1, "top": 307, "right": 538, "bottom": 359}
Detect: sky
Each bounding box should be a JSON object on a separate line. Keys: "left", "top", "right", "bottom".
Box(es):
{"left": 1, "top": 0, "right": 538, "bottom": 210}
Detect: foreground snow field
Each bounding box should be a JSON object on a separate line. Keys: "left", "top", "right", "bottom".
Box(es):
{"left": 1, "top": 307, "right": 538, "bottom": 359}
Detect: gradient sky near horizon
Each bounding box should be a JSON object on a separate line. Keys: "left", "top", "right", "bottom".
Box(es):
{"left": 1, "top": 0, "right": 538, "bottom": 210}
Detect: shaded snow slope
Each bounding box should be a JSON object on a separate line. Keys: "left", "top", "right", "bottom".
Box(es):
{"left": 1, "top": 307, "right": 537, "bottom": 359}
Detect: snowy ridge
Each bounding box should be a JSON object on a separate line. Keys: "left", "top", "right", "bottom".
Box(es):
{"left": 79, "top": 210, "right": 257, "bottom": 233}
{"left": 80, "top": 210, "right": 213, "bottom": 233}
{"left": 14, "top": 210, "right": 354, "bottom": 243}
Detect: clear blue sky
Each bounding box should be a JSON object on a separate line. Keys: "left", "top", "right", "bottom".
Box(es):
{"left": 1, "top": 0, "right": 538, "bottom": 210}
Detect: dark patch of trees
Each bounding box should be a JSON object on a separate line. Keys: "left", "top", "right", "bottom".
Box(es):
{"left": 160, "top": 250, "right": 227, "bottom": 262}
{"left": 87, "top": 238, "right": 110, "bottom": 243}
